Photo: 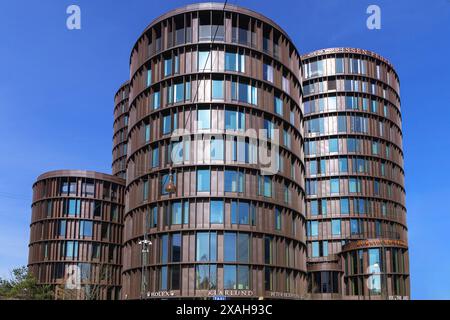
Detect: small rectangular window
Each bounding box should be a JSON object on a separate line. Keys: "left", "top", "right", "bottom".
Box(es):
{"left": 67, "top": 199, "right": 80, "bottom": 216}
{"left": 198, "top": 51, "right": 211, "bottom": 71}
{"left": 152, "top": 147, "right": 159, "bottom": 168}
{"left": 310, "top": 200, "right": 318, "bottom": 216}
{"left": 339, "top": 157, "right": 348, "bottom": 173}
{"left": 274, "top": 97, "right": 283, "bottom": 116}
{"left": 224, "top": 232, "right": 237, "bottom": 262}
{"left": 263, "top": 63, "right": 273, "bottom": 82}
{"left": 275, "top": 208, "right": 282, "bottom": 230}
{"left": 147, "top": 69, "right": 152, "bottom": 87}
{"left": 197, "top": 169, "right": 210, "bottom": 192}
{"left": 238, "top": 202, "right": 250, "bottom": 225}
{"left": 225, "top": 109, "right": 245, "bottom": 131}
{"left": 329, "top": 138, "right": 339, "bottom": 153}
{"left": 58, "top": 220, "right": 66, "bottom": 236}
{"left": 80, "top": 220, "right": 93, "bottom": 237}
{"left": 212, "top": 80, "right": 224, "bottom": 100}
{"left": 335, "top": 58, "right": 344, "bottom": 74}
{"left": 145, "top": 123, "right": 151, "bottom": 142}
{"left": 332, "top": 219, "right": 341, "bottom": 235}
{"left": 174, "top": 83, "right": 184, "bottom": 103}
{"left": 162, "top": 115, "right": 172, "bottom": 135}
{"left": 153, "top": 91, "right": 160, "bottom": 109}
{"left": 171, "top": 202, "right": 182, "bottom": 225}
{"left": 198, "top": 109, "right": 211, "bottom": 130}
{"left": 164, "top": 58, "right": 172, "bottom": 76}
{"left": 330, "top": 178, "right": 340, "bottom": 194}
{"left": 224, "top": 169, "right": 244, "bottom": 192}
{"left": 210, "top": 200, "right": 224, "bottom": 224}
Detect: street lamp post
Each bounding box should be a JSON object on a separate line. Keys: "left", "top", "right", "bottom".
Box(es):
{"left": 139, "top": 238, "right": 152, "bottom": 300}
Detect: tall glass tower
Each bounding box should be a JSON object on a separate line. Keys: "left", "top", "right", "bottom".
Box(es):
{"left": 121, "top": 3, "right": 307, "bottom": 299}
{"left": 302, "top": 48, "right": 409, "bottom": 299}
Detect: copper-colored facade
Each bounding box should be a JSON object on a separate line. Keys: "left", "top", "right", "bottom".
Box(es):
{"left": 112, "top": 81, "right": 130, "bottom": 179}
{"left": 27, "top": 4, "right": 410, "bottom": 301}
{"left": 121, "top": 3, "right": 307, "bottom": 299}
{"left": 302, "top": 48, "right": 409, "bottom": 299}
{"left": 28, "top": 170, "right": 125, "bottom": 299}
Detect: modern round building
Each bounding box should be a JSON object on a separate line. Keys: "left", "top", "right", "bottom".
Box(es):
{"left": 301, "top": 48, "right": 409, "bottom": 299}
{"left": 112, "top": 81, "right": 130, "bottom": 179}
{"left": 28, "top": 170, "right": 125, "bottom": 300}
{"left": 121, "top": 3, "right": 307, "bottom": 299}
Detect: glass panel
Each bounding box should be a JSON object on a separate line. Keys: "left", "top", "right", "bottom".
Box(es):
{"left": 238, "top": 202, "right": 249, "bottom": 225}
{"left": 174, "top": 83, "right": 184, "bottom": 103}
{"left": 198, "top": 109, "right": 211, "bottom": 130}
{"left": 164, "top": 58, "right": 172, "bottom": 76}
{"left": 172, "top": 202, "right": 182, "bottom": 225}
{"left": 196, "top": 264, "right": 216, "bottom": 290}
{"left": 312, "top": 241, "right": 319, "bottom": 257}
{"left": 210, "top": 138, "right": 223, "bottom": 161}
{"left": 152, "top": 148, "right": 159, "bottom": 167}
{"left": 340, "top": 198, "right": 349, "bottom": 215}
{"left": 237, "top": 233, "right": 249, "bottom": 262}
{"left": 310, "top": 200, "right": 318, "bottom": 216}
{"left": 275, "top": 208, "right": 281, "bottom": 230}
{"left": 160, "top": 266, "right": 168, "bottom": 290}
{"left": 161, "top": 234, "right": 168, "bottom": 263}
{"left": 225, "top": 52, "right": 237, "bottom": 71}
{"left": 198, "top": 51, "right": 211, "bottom": 71}
{"left": 330, "top": 178, "right": 340, "bottom": 194}
{"left": 274, "top": 97, "right": 283, "bottom": 115}
{"left": 58, "top": 220, "right": 66, "bottom": 236}
{"left": 80, "top": 220, "right": 93, "bottom": 237}
{"left": 332, "top": 219, "right": 341, "bottom": 235}
{"left": 210, "top": 200, "right": 224, "bottom": 224}
{"left": 237, "top": 265, "right": 249, "bottom": 289}
{"left": 171, "top": 233, "right": 181, "bottom": 262}
{"left": 212, "top": 80, "right": 224, "bottom": 100}
{"left": 224, "top": 169, "right": 243, "bottom": 192}
{"left": 329, "top": 139, "right": 339, "bottom": 153}
{"left": 224, "top": 265, "right": 236, "bottom": 289}
{"left": 263, "top": 64, "right": 273, "bottom": 82}
{"left": 162, "top": 115, "right": 171, "bottom": 135}
{"left": 224, "top": 232, "right": 236, "bottom": 261}
{"left": 196, "top": 232, "right": 209, "bottom": 261}
{"left": 68, "top": 199, "right": 80, "bottom": 216}
{"left": 197, "top": 169, "right": 210, "bottom": 192}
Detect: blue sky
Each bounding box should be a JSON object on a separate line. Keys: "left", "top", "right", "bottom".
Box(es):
{"left": 0, "top": 0, "right": 449, "bottom": 299}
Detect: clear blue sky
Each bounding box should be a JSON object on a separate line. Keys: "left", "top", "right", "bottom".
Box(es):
{"left": 0, "top": 0, "right": 448, "bottom": 299}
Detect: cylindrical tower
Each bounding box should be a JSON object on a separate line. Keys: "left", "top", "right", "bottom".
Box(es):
{"left": 122, "top": 3, "right": 307, "bottom": 299}
{"left": 28, "top": 170, "right": 125, "bottom": 300}
{"left": 112, "top": 81, "right": 130, "bottom": 179}
{"left": 301, "top": 48, "right": 409, "bottom": 299}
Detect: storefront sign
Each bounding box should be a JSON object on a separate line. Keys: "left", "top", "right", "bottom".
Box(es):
{"left": 344, "top": 239, "right": 408, "bottom": 251}
{"left": 148, "top": 290, "right": 176, "bottom": 297}
{"left": 207, "top": 290, "right": 255, "bottom": 297}
{"left": 268, "top": 291, "right": 302, "bottom": 299}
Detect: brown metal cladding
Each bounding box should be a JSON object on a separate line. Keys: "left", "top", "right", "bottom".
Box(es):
{"left": 122, "top": 3, "right": 307, "bottom": 299}
{"left": 112, "top": 81, "right": 130, "bottom": 179}
{"left": 26, "top": 4, "right": 410, "bottom": 301}
{"left": 28, "top": 170, "right": 125, "bottom": 300}
{"left": 302, "top": 48, "right": 409, "bottom": 299}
